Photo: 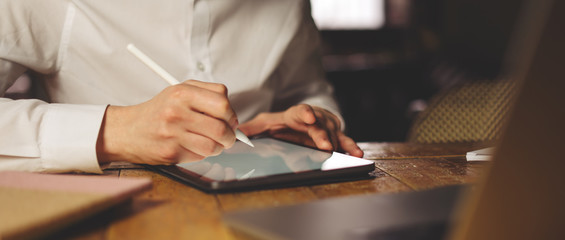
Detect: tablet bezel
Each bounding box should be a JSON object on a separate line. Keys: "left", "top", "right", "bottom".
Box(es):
{"left": 146, "top": 138, "right": 375, "bottom": 193}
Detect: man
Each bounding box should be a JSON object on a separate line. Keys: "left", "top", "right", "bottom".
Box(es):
{"left": 0, "top": 0, "right": 363, "bottom": 173}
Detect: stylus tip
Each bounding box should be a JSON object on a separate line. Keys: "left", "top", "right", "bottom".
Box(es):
{"left": 236, "top": 129, "right": 254, "bottom": 147}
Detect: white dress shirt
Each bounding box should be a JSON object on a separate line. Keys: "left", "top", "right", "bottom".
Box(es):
{"left": 0, "top": 0, "right": 341, "bottom": 173}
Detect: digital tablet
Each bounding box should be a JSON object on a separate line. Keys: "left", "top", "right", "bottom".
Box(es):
{"left": 147, "top": 138, "right": 375, "bottom": 193}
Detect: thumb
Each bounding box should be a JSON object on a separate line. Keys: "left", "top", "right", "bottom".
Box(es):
{"left": 284, "top": 104, "right": 317, "bottom": 131}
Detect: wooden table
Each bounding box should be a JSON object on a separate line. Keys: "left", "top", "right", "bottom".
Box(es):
{"left": 50, "top": 142, "right": 491, "bottom": 240}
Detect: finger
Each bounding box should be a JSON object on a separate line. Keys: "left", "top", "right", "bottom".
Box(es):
{"left": 313, "top": 107, "right": 342, "bottom": 149}
{"left": 170, "top": 83, "right": 238, "bottom": 128}
{"left": 182, "top": 80, "right": 238, "bottom": 128}
{"left": 183, "top": 79, "right": 229, "bottom": 96}
{"left": 180, "top": 110, "right": 236, "bottom": 148}
{"left": 298, "top": 104, "right": 317, "bottom": 125}
{"left": 269, "top": 129, "right": 316, "bottom": 149}
{"left": 178, "top": 131, "right": 226, "bottom": 157}
{"left": 337, "top": 133, "right": 364, "bottom": 158}
{"left": 313, "top": 106, "right": 342, "bottom": 130}
{"left": 302, "top": 106, "right": 339, "bottom": 151}
{"left": 284, "top": 104, "right": 316, "bottom": 131}
{"left": 313, "top": 110, "right": 339, "bottom": 150}
{"left": 307, "top": 125, "right": 335, "bottom": 151}
{"left": 176, "top": 150, "right": 208, "bottom": 164}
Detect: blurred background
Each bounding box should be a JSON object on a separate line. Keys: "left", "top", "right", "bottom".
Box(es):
{"left": 310, "top": 0, "right": 523, "bottom": 142}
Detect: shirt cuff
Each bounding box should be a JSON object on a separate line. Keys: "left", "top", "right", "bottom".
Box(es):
{"left": 39, "top": 104, "right": 108, "bottom": 173}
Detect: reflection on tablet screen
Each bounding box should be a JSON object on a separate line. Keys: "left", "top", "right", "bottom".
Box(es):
{"left": 176, "top": 138, "right": 334, "bottom": 181}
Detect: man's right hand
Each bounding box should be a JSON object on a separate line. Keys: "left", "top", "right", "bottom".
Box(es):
{"left": 96, "top": 80, "right": 238, "bottom": 165}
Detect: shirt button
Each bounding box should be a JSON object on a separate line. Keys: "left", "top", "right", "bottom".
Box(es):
{"left": 197, "top": 62, "right": 205, "bottom": 72}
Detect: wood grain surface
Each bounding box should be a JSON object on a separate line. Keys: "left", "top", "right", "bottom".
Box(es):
{"left": 48, "top": 142, "right": 490, "bottom": 240}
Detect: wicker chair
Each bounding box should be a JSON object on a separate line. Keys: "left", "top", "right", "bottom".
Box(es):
{"left": 407, "top": 78, "right": 518, "bottom": 143}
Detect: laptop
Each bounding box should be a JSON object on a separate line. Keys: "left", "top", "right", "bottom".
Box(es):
{"left": 222, "top": 0, "right": 565, "bottom": 239}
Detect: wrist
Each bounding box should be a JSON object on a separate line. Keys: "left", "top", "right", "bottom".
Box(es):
{"left": 96, "top": 105, "right": 128, "bottom": 164}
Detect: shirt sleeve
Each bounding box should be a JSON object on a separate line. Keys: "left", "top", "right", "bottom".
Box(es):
{"left": 0, "top": 1, "right": 106, "bottom": 173}
{"left": 271, "top": 1, "right": 345, "bottom": 129}
{"left": 0, "top": 97, "right": 107, "bottom": 173}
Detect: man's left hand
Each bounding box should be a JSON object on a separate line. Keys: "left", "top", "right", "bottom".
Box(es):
{"left": 238, "top": 104, "right": 364, "bottom": 158}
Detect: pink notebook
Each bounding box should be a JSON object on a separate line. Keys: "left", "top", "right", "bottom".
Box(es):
{"left": 0, "top": 171, "right": 152, "bottom": 240}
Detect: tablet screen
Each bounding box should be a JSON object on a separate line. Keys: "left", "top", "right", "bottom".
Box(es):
{"left": 175, "top": 138, "right": 373, "bottom": 182}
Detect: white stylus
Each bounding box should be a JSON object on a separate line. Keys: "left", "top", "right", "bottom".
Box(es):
{"left": 126, "top": 43, "right": 254, "bottom": 147}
